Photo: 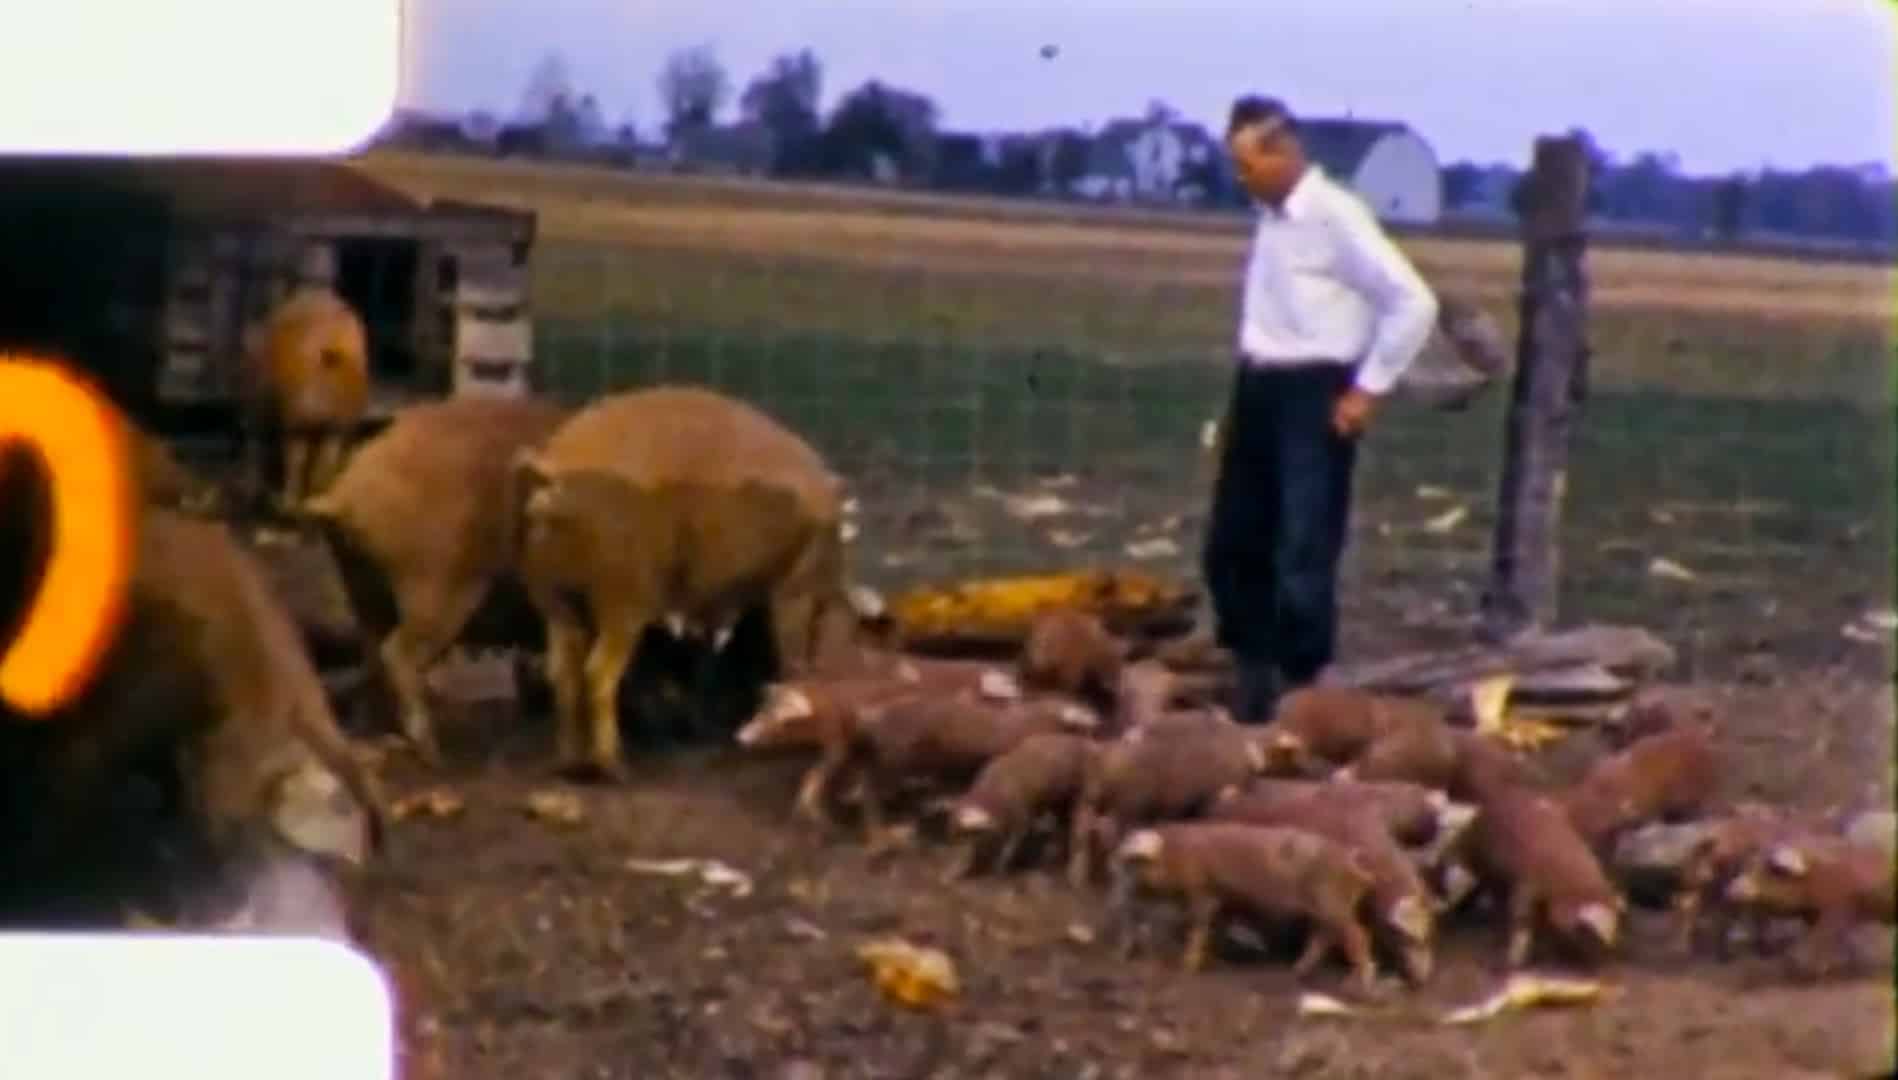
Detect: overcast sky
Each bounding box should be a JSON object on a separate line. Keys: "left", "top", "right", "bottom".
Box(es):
{"left": 401, "top": 0, "right": 1894, "bottom": 175}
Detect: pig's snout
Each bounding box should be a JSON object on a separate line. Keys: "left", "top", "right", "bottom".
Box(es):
{"left": 953, "top": 805, "right": 997, "bottom": 834}
{"left": 978, "top": 669, "right": 1023, "bottom": 701}
{"left": 1440, "top": 863, "right": 1478, "bottom": 908}
{"left": 1435, "top": 802, "right": 1479, "bottom": 839}
{"left": 1388, "top": 894, "right": 1434, "bottom": 944}
{"left": 269, "top": 760, "right": 371, "bottom": 868}
{"left": 1574, "top": 900, "right": 1621, "bottom": 948}
{"left": 1724, "top": 869, "right": 1764, "bottom": 904}
{"left": 1115, "top": 828, "right": 1164, "bottom": 865}
{"left": 1765, "top": 843, "right": 1810, "bottom": 877}
{"left": 1057, "top": 703, "right": 1098, "bottom": 731}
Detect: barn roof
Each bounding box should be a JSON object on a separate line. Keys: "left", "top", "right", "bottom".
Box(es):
{"left": 1295, "top": 119, "right": 1410, "bottom": 179}
{"left": 0, "top": 157, "right": 425, "bottom": 221}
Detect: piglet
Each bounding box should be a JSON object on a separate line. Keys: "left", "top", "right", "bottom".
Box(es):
{"left": 1018, "top": 609, "right": 1125, "bottom": 709}
{"left": 1212, "top": 777, "right": 1469, "bottom": 850}
{"left": 1447, "top": 783, "right": 1627, "bottom": 969}
{"left": 1068, "top": 719, "right": 1266, "bottom": 887}
{"left": 944, "top": 732, "right": 1097, "bottom": 880}
{"left": 1560, "top": 723, "right": 1718, "bottom": 853}
{"left": 1723, "top": 833, "right": 1895, "bottom": 977}
{"left": 1258, "top": 687, "right": 1446, "bottom": 775}
{"left": 1668, "top": 804, "right": 1820, "bottom": 957}
{"left": 852, "top": 693, "right": 1098, "bottom": 850}
{"left": 1110, "top": 822, "right": 1379, "bottom": 990}
{"left": 736, "top": 676, "right": 936, "bottom": 827}
{"left": 1203, "top": 789, "right": 1446, "bottom": 984}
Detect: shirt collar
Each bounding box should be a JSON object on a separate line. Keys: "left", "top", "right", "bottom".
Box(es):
{"left": 1259, "top": 164, "right": 1325, "bottom": 221}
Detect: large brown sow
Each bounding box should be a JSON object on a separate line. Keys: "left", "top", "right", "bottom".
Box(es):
{"left": 0, "top": 483, "right": 385, "bottom": 921}
{"left": 304, "top": 396, "right": 569, "bottom": 765}
{"left": 512, "top": 385, "right": 852, "bottom": 780}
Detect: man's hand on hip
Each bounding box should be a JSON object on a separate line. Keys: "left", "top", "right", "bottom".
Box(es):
{"left": 1331, "top": 387, "right": 1378, "bottom": 439}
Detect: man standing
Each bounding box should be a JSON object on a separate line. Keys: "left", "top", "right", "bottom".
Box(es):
{"left": 1203, "top": 96, "right": 1439, "bottom": 723}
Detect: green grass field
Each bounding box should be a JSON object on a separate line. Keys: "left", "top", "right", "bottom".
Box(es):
{"left": 359, "top": 152, "right": 1895, "bottom": 677}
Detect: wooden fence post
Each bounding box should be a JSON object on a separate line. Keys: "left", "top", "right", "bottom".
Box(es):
{"left": 1479, "top": 135, "right": 1592, "bottom": 643}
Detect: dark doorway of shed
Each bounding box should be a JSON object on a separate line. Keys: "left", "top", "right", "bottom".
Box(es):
{"left": 334, "top": 237, "right": 421, "bottom": 390}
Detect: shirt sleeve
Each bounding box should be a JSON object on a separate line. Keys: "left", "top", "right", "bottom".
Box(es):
{"left": 1326, "top": 193, "right": 1440, "bottom": 396}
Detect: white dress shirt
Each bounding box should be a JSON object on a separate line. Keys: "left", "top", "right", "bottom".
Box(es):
{"left": 1236, "top": 165, "right": 1439, "bottom": 396}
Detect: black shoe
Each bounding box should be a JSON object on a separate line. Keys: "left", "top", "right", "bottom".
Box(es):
{"left": 1232, "top": 660, "right": 1282, "bottom": 725}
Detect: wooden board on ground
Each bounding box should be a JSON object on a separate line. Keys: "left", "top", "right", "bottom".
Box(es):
{"left": 1321, "top": 624, "right": 1675, "bottom": 705}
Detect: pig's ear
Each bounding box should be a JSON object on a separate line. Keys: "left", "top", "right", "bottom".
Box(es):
{"left": 1766, "top": 844, "right": 1809, "bottom": 877}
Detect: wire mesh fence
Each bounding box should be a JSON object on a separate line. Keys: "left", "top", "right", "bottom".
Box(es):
{"left": 510, "top": 220, "right": 1891, "bottom": 680}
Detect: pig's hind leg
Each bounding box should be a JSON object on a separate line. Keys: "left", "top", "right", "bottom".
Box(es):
{"left": 382, "top": 578, "right": 488, "bottom": 767}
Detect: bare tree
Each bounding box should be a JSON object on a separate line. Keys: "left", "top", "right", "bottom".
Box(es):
{"left": 518, "top": 52, "right": 575, "bottom": 126}
{"left": 658, "top": 43, "right": 731, "bottom": 141}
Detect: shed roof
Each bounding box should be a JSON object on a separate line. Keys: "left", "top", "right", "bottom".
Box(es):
{"left": 1295, "top": 119, "right": 1410, "bottom": 179}
{"left": 0, "top": 157, "right": 425, "bottom": 220}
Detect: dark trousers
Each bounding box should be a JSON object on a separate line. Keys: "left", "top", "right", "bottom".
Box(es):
{"left": 1201, "top": 360, "right": 1360, "bottom": 717}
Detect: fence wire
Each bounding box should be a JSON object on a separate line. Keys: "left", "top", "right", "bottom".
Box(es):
{"left": 518, "top": 237, "right": 1892, "bottom": 682}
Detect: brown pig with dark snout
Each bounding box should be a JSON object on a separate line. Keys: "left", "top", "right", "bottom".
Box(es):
{"left": 1110, "top": 822, "right": 1379, "bottom": 990}
{"left": 1018, "top": 609, "right": 1126, "bottom": 709}
{"left": 1445, "top": 783, "right": 1627, "bottom": 969}
{"left": 944, "top": 732, "right": 1097, "bottom": 880}
{"left": 1559, "top": 723, "right": 1719, "bottom": 853}
{"left": 849, "top": 694, "right": 1099, "bottom": 849}
{"left": 1067, "top": 718, "right": 1267, "bottom": 887}
{"left": 1201, "top": 789, "right": 1446, "bottom": 984}
{"left": 1721, "top": 833, "right": 1895, "bottom": 977}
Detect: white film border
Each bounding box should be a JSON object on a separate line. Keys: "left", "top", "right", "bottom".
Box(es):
{"left": 0, "top": 0, "right": 402, "bottom": 155}
{"left": 0, "top": 934, "right": 395, "bottom": 1079}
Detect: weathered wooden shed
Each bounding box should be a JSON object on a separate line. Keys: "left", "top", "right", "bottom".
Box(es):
{"left": 0, "top": 156, "right": 536, "bottom": 431}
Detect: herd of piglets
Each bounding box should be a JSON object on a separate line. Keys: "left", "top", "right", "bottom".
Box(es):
{"left": 736, "top": 609, "right": 1894, "bottom": 992}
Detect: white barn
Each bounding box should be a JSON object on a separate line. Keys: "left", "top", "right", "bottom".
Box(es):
{"left": 1296, "top": 119, "right": 1443, "bottom": 225}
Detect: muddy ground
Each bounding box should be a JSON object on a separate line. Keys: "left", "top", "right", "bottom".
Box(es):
{"left": 341, "top": 630, "right": 1895, "bottom": 1079}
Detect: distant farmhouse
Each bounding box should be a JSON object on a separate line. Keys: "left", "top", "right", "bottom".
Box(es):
{"left": 1046, "top": 112, "right": 1443, "bottom": 224}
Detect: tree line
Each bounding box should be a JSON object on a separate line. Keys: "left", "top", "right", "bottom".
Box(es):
{"left": 379, "top": 46, "right": 1895, "bottom": 248}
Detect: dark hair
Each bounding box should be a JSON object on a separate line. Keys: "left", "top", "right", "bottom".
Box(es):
{"left": 1226, "top": 95, "right": 1295, "bottom": 139}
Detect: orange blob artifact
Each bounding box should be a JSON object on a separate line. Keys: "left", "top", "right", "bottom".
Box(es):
{"left": 0, "top": 354, "right": 136, "bottom": 716}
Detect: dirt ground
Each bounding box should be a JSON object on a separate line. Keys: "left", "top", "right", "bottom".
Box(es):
{"left": 344, "top": 637, "right": 1895, "bottom": 1079}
